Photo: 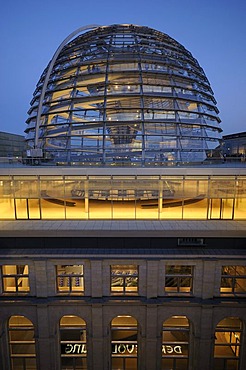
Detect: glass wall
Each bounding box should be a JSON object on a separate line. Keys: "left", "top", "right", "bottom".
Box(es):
{"left": 8, "top": 316, "right": 37, "bottom": 370}
{"left": 60, "top": 315, "right": 87, "bottom": 370}
{"left": 213, "top": 317, "right": 242, "bottom": 370}
{"left": 111, "top": 316, "right": 138, "bottom": 370}
{"left": 0, "top": 174, "right": 246, "bottom": 220}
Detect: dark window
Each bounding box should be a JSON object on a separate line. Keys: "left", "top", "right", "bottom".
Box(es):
{"left": 165, "top": 265, "right": 193, "bottom": 294}
{"left": 220, "top": 266, "right": 246, "bottom": 295}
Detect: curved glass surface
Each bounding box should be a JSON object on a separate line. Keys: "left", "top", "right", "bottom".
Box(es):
{"left": 25, "top": 24, "right": 222, "bottom": 166}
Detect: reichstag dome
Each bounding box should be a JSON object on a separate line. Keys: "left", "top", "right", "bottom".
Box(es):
{"left": 25, "top": 24, "right": 222, "bottom": 165}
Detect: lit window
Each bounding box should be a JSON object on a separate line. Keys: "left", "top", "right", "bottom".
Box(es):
{"left": 111, "top": 265, "right": 138, "bottom": 295}
{"left": 165, "top": 265, "right": 193, "bottom": 294}
{"left": 60, "top": 315, "right": 87, "bottom": 370}
{"left": 56, "top": 265, "right": 84, "bottom": 294}
{"left": 220, "top": 266, "right": 246, "bottom": 295}
{"left": 162, "top": 316, "right": 190, "bottom": 370}
{"left": 2, "top": 265, "right": 30, "bottom": 293}
{"left": 8, "top": 316, "right": 37, "bottom": 370}
{"left": 214, "top": 317, "right": 242, "bottom": 370}
{"left": 111, "top": 315, "right": 138, "bottom": 369}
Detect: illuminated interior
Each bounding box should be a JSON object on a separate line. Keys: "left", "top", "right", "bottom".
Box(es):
{"left": 25, "top": 24, "right": 222, "bottom": 166}
{"left": 111, "top": 265, "right": 138, "bottom": 294}
{"left": 2, "top": 265, "right": 30, "bottom": 293}
{"left": 8, "top": 316, "right": 37, "bottom": 370}
{"left": 57, "top": 265, "right": 84, "bottom": 294}
{"left": 1, "top": 174, "right": 246, "bottom": 220}
{"left": 111, "top": 316, "right": 138, "bottom": 370}
{"left": 213, "top": 317, "right": 242, "bottom": 370}
{"left": 60, "top": 315, "right": 87, "bottom": 370}
{"left": 162, "top": 316, "right": 190, "bottom": 370}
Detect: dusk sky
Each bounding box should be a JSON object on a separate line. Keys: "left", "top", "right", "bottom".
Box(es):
{"left": 0, "top": 0, "right": 245, "bottom": 135}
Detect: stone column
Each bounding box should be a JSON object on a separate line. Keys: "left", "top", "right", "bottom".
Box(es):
{"left": 91, "top": 305, "right": 105, "bottom": 370}
{"left": 195, "top": 306, "right": 214, "bottom": 370}
{"left": 36, "top": 305, "right": 55, "bottom": 370}
{"left": 144, "top": 306, "right": 159, "bottom": 370}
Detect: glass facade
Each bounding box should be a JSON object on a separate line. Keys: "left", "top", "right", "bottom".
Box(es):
{"left": 1, "top": 174, "right": 246, "bottom": 220}
{"left": 25, "top": 24, "right": 222, "bottom": 166}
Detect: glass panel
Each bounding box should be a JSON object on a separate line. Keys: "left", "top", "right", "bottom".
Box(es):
{"left": 65, "top": 199, "right": 87, "bottom": 220}
{"left": 0, "top": 198, "right": 15, "bottom": 219}
{"left": 28, "top": 199, "right": 40, "bottom": 219}
{"left": 234, "top": 197, "right": 246, "bottom": 219}
{"left": 40, "top": 198, "right": 65, "bottom": 219}
{"left": 209, "top": 199, "right": 221, "bottom": 219}
{"left": 221, "top": 199, "right": 234, "bottom": 219}
{"left": 234, "top": 278, "right": 246, "bottom": 293}
{"left": 182, "top": 179, "right": 207, "bottom": 219}
{"left": 15, "top": 199, "right": 28, "bottom": 219}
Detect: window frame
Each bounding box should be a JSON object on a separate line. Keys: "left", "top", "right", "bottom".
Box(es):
{"left": 110, "top": 264, "right": 139, "bottom": 295}
{"left": 8, "top": 316, "right": 37, "bottom": 370}
{"left": 220, "top": 265, "right": 246, "bottom": 295}
{"left": 1, "top": 265, "right": 30, "bottom": 293}
{"left": 164, "top": 265, "right": 193, "bottom": 294}
{"left": 56, "top": 264, "right": 84, "bottom": 294}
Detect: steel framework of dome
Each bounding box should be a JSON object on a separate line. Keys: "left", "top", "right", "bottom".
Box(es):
{"left": 25, "top": 24, "right": 222, "bottom": 165}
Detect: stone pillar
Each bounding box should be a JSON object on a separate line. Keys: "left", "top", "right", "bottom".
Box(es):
{"left": 34, "top": 261, "right": 48, "bottom": 297}
{"left": 146, "top": 261, "right": 158, "bottom": 298}
{"left": 36, "top": 305, "right": 55, "bottom": 370}
{"left": 145, "top": 306, "right": 159, "bottom": 370}
{"left": 202, "top": 260, "right": 217, "bottom": 299}
{"left": 91, "top": 261, "right": 102, "bottom": 297}
{"left": 91, "top": 305, "right": 105, "bottom": 370}
{"left": 195, "top": 306, "right": 214, "bottom": 370}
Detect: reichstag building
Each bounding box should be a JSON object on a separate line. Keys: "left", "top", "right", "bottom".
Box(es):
{"left": 0, "top": 24, "right": 245, "bottom": 370}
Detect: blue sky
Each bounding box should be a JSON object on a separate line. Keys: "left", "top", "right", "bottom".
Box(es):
{"left": 0, "top": 0, "right": 245, "bottom": 135}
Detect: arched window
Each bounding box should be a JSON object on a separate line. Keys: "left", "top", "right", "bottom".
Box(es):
{"left": 60, "top": 315, "right": 87, "bottom": 370}
{"left": 8, "top": 315, "right": 37, "bottom": 370}
{"left": 162, "top": 316, "right": 190, "bottom": 370}
{"left": 111, "top": 315, "right": 138, "bottom": 370}
{"left": 213, "top": 317, "right": 242, "bottom": 370}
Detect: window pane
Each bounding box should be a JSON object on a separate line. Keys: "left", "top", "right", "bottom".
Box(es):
{"left": 57, "top": 265, "right": 84, "bottom": 293}
{"left": 111, "top": 265, "right": 138, "bottom": 294}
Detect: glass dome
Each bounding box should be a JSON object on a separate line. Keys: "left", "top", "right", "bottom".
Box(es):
{"left": 25, "top": 24, "right": 222, "bottom": 166}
